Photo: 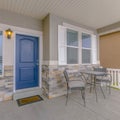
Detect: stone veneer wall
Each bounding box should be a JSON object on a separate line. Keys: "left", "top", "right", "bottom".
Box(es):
{"left": 42, "top": 65, "right": 99, "bottom": 99}
{"left": 0, "top": 65, "right": 13, "bottom": 101}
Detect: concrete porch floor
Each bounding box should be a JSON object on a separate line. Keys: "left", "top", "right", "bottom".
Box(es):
{"left": 0, "top": 88, "right": 120, "bottom": 120}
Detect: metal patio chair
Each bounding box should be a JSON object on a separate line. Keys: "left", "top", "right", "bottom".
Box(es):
{"left": 94, "top": 67, "right": 112, "bottom": 99}
{"left": 63, "top": 69, "right": 86, "bottom": 106}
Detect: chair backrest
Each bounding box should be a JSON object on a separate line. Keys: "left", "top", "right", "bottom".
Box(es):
{"left": 94, "top": 67, "right": 107, "bottom": 72}
{"left": 63, "top": 70, "right": 69, "bottom": 83}
{"left": 85, "top": 66, "right": 93, "bottom": 71}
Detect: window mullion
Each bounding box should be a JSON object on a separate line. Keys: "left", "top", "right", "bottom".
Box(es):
{"left": 79, "top": 31, "right": 82, "bottom": 64}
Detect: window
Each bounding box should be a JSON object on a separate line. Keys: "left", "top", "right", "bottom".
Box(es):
{"left": 0, "top": 31, "right": 3, "bottom": 75}
{"left": 82, "top": 33, "right": 91, "bottom": 64}
{"left": 67, "top": 29, "right": 78, "bottom": 64}
{"left": 58, "top": 25, "right": 97, "bottom": 65}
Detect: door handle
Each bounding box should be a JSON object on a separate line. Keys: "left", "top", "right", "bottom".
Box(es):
{"left": 36, "top": 63, "right": 39, "bottom": 66}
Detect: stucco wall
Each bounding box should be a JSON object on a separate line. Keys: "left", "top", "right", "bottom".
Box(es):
{"left": 100, "top": 31, "right": 120, "bottom": 69}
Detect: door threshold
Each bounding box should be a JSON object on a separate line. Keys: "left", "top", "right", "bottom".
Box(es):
{"left": 13, "top": 87, "right": 42, "bottom": 100}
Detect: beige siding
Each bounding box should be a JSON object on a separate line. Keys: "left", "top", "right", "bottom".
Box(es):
{"left": 0, "top": 9, "right": 42, "bottom": 31}
{"left": 97, "top": 22, "right": 120, "bottom": 34}
{"left": 0, "top": 9, "right": 42, "bottom": 66}
{"left": 42, "top": 15, "right": 50, "bottom": 61}
{"left": 100, "top": 31, "right": 120, "bottom": 68}
{"left": 49, "top": 14, "right": 97, "bottom": 61}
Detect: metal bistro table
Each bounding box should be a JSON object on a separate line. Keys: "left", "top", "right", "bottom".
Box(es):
{"left": 79, "top": 70, "right": 107, "bottom": 102}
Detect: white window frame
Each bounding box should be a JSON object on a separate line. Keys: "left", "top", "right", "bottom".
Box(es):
{"left": 0, "top": 29, "right": 4, "bottom": 77}
{"left": 58, "top": 23, "right": 98, "bottom": 65}
{"left": 66, "top": 28, "right": 79, "bottom": 65}
{"left": 81, "top": 32, "right": 92, "bottom": 64}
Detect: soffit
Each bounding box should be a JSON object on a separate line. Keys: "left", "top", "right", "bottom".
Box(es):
{"left": 0, "top": 0, "right": 120, "bottom": 29}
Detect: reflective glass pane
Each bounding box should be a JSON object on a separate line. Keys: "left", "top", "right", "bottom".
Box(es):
{"left": 0, "top": 31, "right": 2, "bottom": 75}
{"left": 82, "top": 33, "right": 91, "bottom": 48}
{"left": 82, "top": 49, "right": 91, "bottom": 64}
{"left": 67, "top": 29, "right": 78, "bottom": 47}
{"left": 67, "top": 47, "right": 78, "bottom": 64}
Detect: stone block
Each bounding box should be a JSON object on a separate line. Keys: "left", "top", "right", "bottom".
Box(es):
{"left": 42, "top": 64, "right": 99, "bottom": 99}
{"left": 3, "top": 92, "right": 13, "bottom": 101}
{"left": 4, "top": 66, "right": 13, "bottom": 70}
{"left": 4, "top": 71, "right": 13, "bottom": 77}
{"left": 0, "top": 80, "right": 5, "bottom": 87}
{"left": 0, "top": 91, "right": 5, "bottom": 101}
{"left": 5, "top": 82, "right": 13, "bottom": 88}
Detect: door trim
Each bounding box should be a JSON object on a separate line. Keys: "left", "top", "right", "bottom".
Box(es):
{"left": 14, "top": 29, "right": 42, "bottom": 92}
{"left": 15, "top": 34, "right": 39, "bottom": 90}
{"left": 0, "top": 23, "right": 43, "bottom": 93}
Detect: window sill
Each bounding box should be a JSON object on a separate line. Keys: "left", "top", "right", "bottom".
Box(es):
{"left": 0, "top": 75, "right": 4, "bottom": 77}
{"left": 58, "top": 63, "right": 99, "bottom": 66}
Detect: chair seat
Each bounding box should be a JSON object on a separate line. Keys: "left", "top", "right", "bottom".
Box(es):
{"left": 96, "top": 78, "right": 111, "bottom": 82}
{"left": 69, "top": 80, "right": 85, "bottom": 88}
{"left": 63, "top": 69, "right": 86, "bottom": 106}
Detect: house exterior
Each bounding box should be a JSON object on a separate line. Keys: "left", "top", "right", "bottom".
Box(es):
{"left": 0, "top": 10, "right": 100, "bottom": 101}
{"left": 42, "top": 14, "right": 99, "bottom": 98}
{"left": 0, "top": 9, "right": 43, "bottom": 101}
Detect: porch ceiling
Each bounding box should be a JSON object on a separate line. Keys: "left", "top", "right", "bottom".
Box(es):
{"left": 0, "top": 0, "right": 120, "bottom": 29}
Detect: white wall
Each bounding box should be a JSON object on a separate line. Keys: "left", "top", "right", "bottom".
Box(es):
{"left": 0, "top": 34, "right": 2, "bottom": 56}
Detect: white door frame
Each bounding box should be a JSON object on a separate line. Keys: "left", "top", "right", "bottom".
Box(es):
{"left": 0, "top": 23, "right": 43, "bottom": 93}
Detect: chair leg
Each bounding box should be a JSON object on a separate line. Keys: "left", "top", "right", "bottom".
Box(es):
{"left": 66, "top": 88, "right": 69, "bottom": 105}
{"left": 100, "top": 85, "right": 105, "bottom": 99}
{"left": 105, "top": 82, "right": 111, "bottom": 95}
{"left": 89, "top": 75, "right": 93, "bottom": 93}
{"left": 89, "top": 83, "right": 93, "bottom": 93}
{"left": 81, "top": 88, "right": 86, "bottom": 107}
{"left": 94, "top": 83, "right": 98, "bottom": 102}
{"left": 109, "top": 82, "right": 111, "bottom": 94}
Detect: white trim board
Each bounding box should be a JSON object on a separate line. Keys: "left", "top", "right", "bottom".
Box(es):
{"left": 0, "top": 23, "right": 42, "bottom": 36}
{"left": 42, "top": 60, "right": 58, "bottom": 65}
{"left": 13, "top": 87, "right": 42, "bottom": 100}
{"left": 14, "top": 32, "right": 42, "bottom": 93}
{"left": 98, "top": 28, "right": 120, "bottom": 36}
{"left": 63, "top": 23, "right": 95, "bottom": 34}
{"left": 0, "top": 30, "right": 5, "bottom": 77}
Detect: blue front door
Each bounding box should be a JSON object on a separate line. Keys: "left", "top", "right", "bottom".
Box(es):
{"left": 16, "top": 34, "right": 39, "bottom": 90}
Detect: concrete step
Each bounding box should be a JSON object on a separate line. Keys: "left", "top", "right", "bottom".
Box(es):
{"left": 13, "top": 87, "right": 42, "bottom": 100}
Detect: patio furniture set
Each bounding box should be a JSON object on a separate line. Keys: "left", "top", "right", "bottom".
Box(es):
{"left": 63, "top": 67, "right": 112, "bottom": 106}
